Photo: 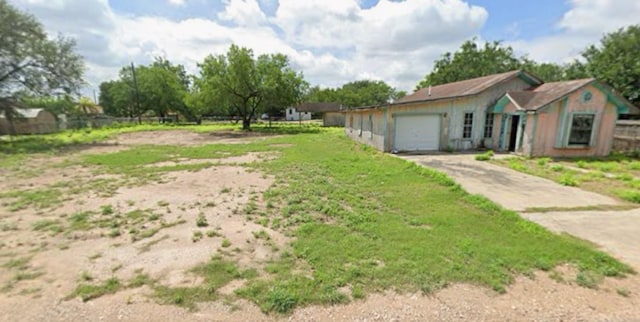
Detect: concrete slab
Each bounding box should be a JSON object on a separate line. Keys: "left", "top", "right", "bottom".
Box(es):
{"left": 398, "top": 154, "right": 619, "bottom": 212}
{"left": 523, "top": 210, "right": 640, "bottom": 268}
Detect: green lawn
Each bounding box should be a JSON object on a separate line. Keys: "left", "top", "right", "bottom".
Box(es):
{"left": 1, "top": 125, "right": 634, "bottom": 314}
{"left": 491, "top": 155, "right": 640, "bottom": 204}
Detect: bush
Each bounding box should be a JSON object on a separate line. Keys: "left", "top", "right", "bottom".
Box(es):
{"left": 475, "top": 150, "right": 494, "bottom": 161}
{"left": 558, "top": 174, "right": 578, "bottom": 186}
{"left": 551, "top": 164, "right": 565, "bottom": 172}
{"left": 537, "top": 158, "right": 551, "bottom": 166}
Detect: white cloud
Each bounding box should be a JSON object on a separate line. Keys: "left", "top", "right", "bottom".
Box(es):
{"left": 509, "top": 0, "right": 640, "bottom": 63}
{"left": 218, "top": 0, "right": 268, "bottom": 27}
{"left": 8, "top": 0, "right": 489, "bottom": 95}
{"left": 167, "top": 0, "right": 186, "bottom": 6}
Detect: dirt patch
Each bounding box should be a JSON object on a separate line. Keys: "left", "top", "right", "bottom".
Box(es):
{"left": 146, "top": 152, "right": 279, "bottom": 168}
{"left": 109, "top": 130, "right": 277, "bottom": 146}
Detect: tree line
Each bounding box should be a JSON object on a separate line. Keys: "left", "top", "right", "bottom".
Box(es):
{"left": 417, "top": 27, "right": 640, "bottom": 107}
{"left": 2, "top": 0, "right": 639, "bottom": 132}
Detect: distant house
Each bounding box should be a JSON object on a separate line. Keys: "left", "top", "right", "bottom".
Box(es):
{"left": 285, "top": 107, "right": 312, "bottom": 121}
{"left": 344, "top": 70, "right": 638, "bottom": 157}
{"left": 296, "top": 102, "right": 345, "bottom": 126}
{"left": 0, "top": 108, "right": 58, "bottom": 135}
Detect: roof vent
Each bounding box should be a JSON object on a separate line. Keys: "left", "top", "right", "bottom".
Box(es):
{"left": 428, "top": 85, "right": 432, "bottom": 96}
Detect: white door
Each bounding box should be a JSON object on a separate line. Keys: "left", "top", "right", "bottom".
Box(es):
{"left": 394, "top": 114, "right": 440, "bottom": 151}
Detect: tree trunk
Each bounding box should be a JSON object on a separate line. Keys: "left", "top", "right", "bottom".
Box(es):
{"left": 242, "top": 118, "right": 251, "bottom": 130}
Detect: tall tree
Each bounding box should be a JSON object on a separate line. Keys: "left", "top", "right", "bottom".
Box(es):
{"left": 417, "top": 39, "right": 520, "bottom": 89}
{"left": 582, "top": 25, "right": 640, "bottom": 105}
{"left": 99, "top": 58, "right": 191, "bottom": 120}
{"left": 193, "top": 45, "right": 306, "bottom": 130}
{"left": 304, "top": 80, "right": 402, "bottom": 108}
{"left": 0, "top": 0, "right": 84, "bottom": 133}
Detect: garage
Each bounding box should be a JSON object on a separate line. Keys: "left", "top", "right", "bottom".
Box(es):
{"left": 394, "top": 114, "right": 441, "bottom": 151}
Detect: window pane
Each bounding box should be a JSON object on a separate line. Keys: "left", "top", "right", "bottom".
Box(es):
{"left": 484, "top": 114, "right": 494, "bottom": 138}
{"left": 463, "top": 113, "right": 473, "bottom": 139}
{"left": 568, "top": 114, "right": 594, "bottom": 145}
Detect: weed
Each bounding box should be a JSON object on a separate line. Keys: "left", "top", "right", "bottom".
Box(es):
{"left": 617, "top": 190, "right": 640, "bottom": 203}
{"left": 558, "top": 174, "right": 578, "bottom": 186}
{"left": 70, "top": 277, "right": 121, "bottom": 302}
{"left": 221, "top": 239, "right": 231, "bottom": 248}
{"left": 2, "top": 257, "right": 31, "bottom": 269}
{"left": 128, "top": 273, "right": 153, "bottom": 288}
{"left": 32, "top": 219, "right": 63, "bottom": 235}
{"left": 196, "top": 213, "right": 208, "bottom": 227}
{"left": 537, "top": 157, "right": 552, "bottom": 166}
{"left": 192, "top": 231, "right": 204, "bottom": 243}
{"left": 157, "top": 200, "right": 170, "bottom": 207}
{"left": 617, "top": 287, "right": 630, "bottom": 297}
{"left": 0, "top": 221, "right": 18, "bottom": 232}
{"left": 206, "top": 230, "right": 220, "bottom": 238}
{"left": 551, "top": 164, "right": 565, "bottom": 172}
{"left": 100, "top": 205, "right": 114, "bottom": 216}
{"left": 221, "top": 187, "right": 231, "bottom": 194}
{"left": 80, "top": 271, "right": 94, "bottom": 281}
{"left": 576, "top": 271, "right": 602, "bottom": 289}
{"left": 475, "top": 150, "right": 494, "bottom": 161}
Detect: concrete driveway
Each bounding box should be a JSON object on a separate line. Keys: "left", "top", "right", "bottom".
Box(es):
{"left": 400, "top": 153, "right": 640, "bottom": 268}
{"left": 522, "top": 209, "right": 640, "bottom": 268}
{"left": 399, "top": 154, "right": 619, "bottom": 212}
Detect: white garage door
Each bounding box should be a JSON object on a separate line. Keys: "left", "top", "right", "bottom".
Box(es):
{"left": 394, "top": 114, "right": 441, "bottom": 151}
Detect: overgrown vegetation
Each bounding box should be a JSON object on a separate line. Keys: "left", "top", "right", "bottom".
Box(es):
{"left": 1, "top": 125, "right": 634, "bottom": 315}
{"left": 492, "top": 155, "right": 640, "bottom": 203}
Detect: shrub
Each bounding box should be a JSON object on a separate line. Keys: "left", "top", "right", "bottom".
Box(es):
{"left": 558, "top": 174, "right": 578, "bottom": 186}
{"left": 475, "top": 150, "right": 494, "bottom": 161}
{"left": 551, "top": 164, "right": 565, "bottom": 172}
{"left": 196, "top": 213, "right": 208, "bottom": 227}
{"left": 537, "top": 158, "right": 551, "bottom": 166}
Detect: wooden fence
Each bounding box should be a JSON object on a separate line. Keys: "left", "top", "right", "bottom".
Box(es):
{"left": 613, "top": 120, "right": 640, "bottom": 152}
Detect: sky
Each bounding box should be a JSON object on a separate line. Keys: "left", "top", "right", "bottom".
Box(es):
{"left": 8, "top": 0, "right": 640, "bottom": 98}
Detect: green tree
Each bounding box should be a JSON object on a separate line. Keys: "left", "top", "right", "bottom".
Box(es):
{"left": 99, "top": 80, "right": 135, "bottom": 117}
{"left": 99, "top": 58, "right": 191, "bottom": 121}
{"left": 0, "top": 0, "right": 84, "bottom": 134}
{"left": 304, "top": 80, "right": 401, "bottom": 108}
{"left": 417, "top": 39, "right": 520, "bottom": 89}
{"left": 193, "top": 45, "right": 306, "bottom": 130}
{"left": 582, "top": 25, "right": 640, "bottom": 105}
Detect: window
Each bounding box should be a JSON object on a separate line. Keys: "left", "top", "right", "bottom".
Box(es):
{"left": 463, "top": 112, "right": 473, "bottom": 139}
{"left": 568, "top": 114, "right": 595, "bottom": 145}
{"left": 484, "top": 114, "right": 494, "bottom": 138}
{"left": 288, "top": 108, "right": 293, "bottom": 114}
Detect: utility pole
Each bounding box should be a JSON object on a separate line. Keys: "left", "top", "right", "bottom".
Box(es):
{"left": 131, "top": 62, "right": 142, "bottom": 124}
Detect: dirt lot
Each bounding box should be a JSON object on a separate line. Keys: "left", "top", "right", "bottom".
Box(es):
{"left": 1, "top": 131, "right": 639, "bottom": 321}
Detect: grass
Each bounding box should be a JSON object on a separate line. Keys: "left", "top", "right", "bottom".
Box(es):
{"left": 474, "top": 150, "right": 494, "bottom": 161}
{"left": 154, "top": 257, "right": 256, "bottom": 310}
{"left": 3, "top": 125, "right": 635, "bottom": 314}
{"left": 229, "top": 130, "right": 632, "bottom": 313}
{"left": 69, "top": 277, "right": 121, "bottom": 302}
{"left": 0, "top": 188, "right": 63, "bottom": 211}
{"left": 492, "top": 155, "right": 640, "bottom": 203}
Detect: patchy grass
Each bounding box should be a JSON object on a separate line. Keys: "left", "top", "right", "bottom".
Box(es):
{"left": 230, "top": 130, "right": 634, "bottom": 313}
{"left": 474, "top": 150, "right": 494, "bottom": 161}
{"left": 154, "top": 257, "right": 256, "bottom": 310}
{"left": 492, "top": 155, "right": 640, "bottom": 203}
{"left": 0, "top": 188, "right": 63, "bottom": 211}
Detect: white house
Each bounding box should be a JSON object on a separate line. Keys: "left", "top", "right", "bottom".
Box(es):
{"left": 285, "top": 107, "right": 312, "bottom": 121}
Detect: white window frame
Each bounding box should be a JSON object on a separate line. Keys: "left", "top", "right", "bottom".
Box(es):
{"left": 566, "top": 112, "right": 597, "bottom": 147}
